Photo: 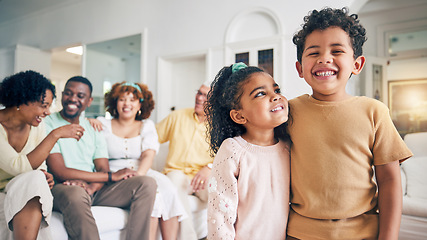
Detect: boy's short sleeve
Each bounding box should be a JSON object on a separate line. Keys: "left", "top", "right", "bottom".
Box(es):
{"left": 372, "top": 103, "right": 412, "bottom": 165}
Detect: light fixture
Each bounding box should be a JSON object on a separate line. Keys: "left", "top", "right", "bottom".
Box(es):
{"left": 66, "top": 46, "right": 83, "bottom": 55}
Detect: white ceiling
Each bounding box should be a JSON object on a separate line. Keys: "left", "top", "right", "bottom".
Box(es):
{"left": 0, "top": 0, "right": 141, "bottom": 67}
{"left": 359, "top": 0, "right": 427, "bottom": 14}
{"left": 0, "top": 0, "right": 83, "bottom": 24}
{"left": 1, "top": 0, "right": 424, "bottom": 24}
{"left": 2, "top": 0, "right": 425, "bottom": 26}
{"left": 1, "top": 0, "right": 425, "bottom": 66}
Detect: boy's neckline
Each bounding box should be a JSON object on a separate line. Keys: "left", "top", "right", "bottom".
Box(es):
{"left": 310, "top": 92, "right": 353, "bottom": 102}
{"left": 308, "top": 94, "right": 357, "bottom": 103}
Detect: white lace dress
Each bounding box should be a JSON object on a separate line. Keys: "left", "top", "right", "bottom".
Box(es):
{"left": 98, "top": 117, "right": 187, "bottom": 221}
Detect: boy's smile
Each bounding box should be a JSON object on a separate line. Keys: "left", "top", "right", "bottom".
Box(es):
{"left": 296, "top": 27, "right": 365, "bottom": 101}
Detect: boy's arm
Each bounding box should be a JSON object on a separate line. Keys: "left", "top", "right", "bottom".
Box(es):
{"left": 375, "top": 160, "right": 402, "bottom": 240}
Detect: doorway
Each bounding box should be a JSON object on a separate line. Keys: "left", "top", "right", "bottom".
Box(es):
{"left": 157, "top": 53, "right": 206, "bottom": 121}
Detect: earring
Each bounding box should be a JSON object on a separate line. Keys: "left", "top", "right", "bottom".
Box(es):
{"left": 137, "top": 110, "right": 142, "bottom": 115}
{"left": 17, "top": 107, "right": 20, "bottom": 111}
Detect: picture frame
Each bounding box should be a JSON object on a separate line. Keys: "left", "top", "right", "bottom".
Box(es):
{"left": 388, "top": 79, "right": 427, "bottom": 137}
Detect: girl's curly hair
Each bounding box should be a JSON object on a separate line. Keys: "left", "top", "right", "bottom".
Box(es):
{"left": 205, "top": 65, "right": 290, "bottom": 157}
{"left": 0, "top": 70, "right": 56, "bottom": 108}
{"left": 104, "top": 81, "right": 154, "bottom": 120}
{"left": 293, "top": 7, "right": 367, "bottom": 63}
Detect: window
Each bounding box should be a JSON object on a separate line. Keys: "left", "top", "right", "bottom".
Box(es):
{"left": 258, "top": 49, "right": 273, "bottom": 77}
{"left": 234, "top": 48, "right": 274, "bottom": 77}
{"left": 235, "top": 52, "right": 249, "bottom": 65}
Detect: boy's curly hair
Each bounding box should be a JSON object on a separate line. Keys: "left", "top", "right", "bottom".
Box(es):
{"left": 104, "top": 81, "right": 154, "bottom": 120}
{"left": 293, "top": 7, "right": 367, "bottom": 62}
{"left": 0, "top": 70, "right": 56, "bottom": 108}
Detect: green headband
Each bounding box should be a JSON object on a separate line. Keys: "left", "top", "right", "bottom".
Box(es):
{"left": 121, "top": 82, "right": 144, "bottom": 102}
{"left": 232, "top": 62, "right": 248, "bottom": 73}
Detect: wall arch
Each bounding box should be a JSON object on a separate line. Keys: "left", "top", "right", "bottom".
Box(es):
{"left": 225, "top": 7, "right": 282, "bottom": 44}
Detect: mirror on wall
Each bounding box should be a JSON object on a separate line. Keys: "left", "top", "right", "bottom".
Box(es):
{"left": 84, "top": 34, "right": 142, "bottom": 118}
{"left": 387, "top": 28, "right": 427, "bottom": 59}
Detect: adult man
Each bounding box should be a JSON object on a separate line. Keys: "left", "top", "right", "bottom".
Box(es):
{"left": 45, "top": 76, "right": 156, "bottom": 240}
{"left": 156, "top": 83, "right": 213, "bottom": 240}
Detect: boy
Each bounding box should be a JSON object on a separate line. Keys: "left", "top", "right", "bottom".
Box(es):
{"left": 287, "top": 7, "right": 413, "bottom": 240}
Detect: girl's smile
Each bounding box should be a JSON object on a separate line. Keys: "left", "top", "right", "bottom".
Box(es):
{"left": 230, "top": 72, "right": 288, "bottom": 145}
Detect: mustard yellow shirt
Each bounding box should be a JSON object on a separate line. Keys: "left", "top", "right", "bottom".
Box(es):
{"left": 287, "top": 95, "right": 413, "bottom": 239}
{"left": 156, "top": 108, "right": 212, "bottom": 179}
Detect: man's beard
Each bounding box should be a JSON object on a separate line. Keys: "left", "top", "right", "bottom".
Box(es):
{"left": 61, "top": 109, "right": 80, "bottom": 119}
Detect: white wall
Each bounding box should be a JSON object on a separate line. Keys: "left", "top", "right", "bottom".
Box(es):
{"left": 85, "top": 49, "right": 126, "bottom": 97}
{"left": 388, "top": 57, "right": 427, "bottom": 81}
{"left": 14, "top": 45, "right": 51, "bottom": 77}
{"left": 0, "top": 0, "right": 359, "bottom": 121}
{"left": 50, "top": 59, "right": 81, "bottom": 111}
{"left": 0, "top": 47, "right": 15, "bottom": 80}
{"left": 358, "top": 2, "right": 427, "bottom": 106}
{"left": 358, "top": 1, "right": 427, "bottom": 58}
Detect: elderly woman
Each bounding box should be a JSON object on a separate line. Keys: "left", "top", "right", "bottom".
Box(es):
{"left": 0, "top": 70, "right": 84, "bottom": 240}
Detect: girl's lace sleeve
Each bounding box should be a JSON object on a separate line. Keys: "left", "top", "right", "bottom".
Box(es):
{"left": 207, "top": 138, "right": 240, "bottom": 240}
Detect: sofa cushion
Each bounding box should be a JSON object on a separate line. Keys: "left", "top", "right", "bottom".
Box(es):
{"left": 402, "top": 196, "right": 427, "bottom": 217}
{"left": 404, "top": 132, "right": 427, "bottom": 157}
{"left": 50, "top": 206, "right": 129, "bottom": 240}
{"left": 92, "top": 206, "right": 128, "bottom": 233}
{"left": 401, "top": 156, "right": 427, "bottom": 199}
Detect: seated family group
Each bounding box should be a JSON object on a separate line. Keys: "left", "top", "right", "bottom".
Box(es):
{"left": 0, "top": 71, "right": 213, "bottom": 240}
{"left": 0, "top": 8, "right": 417, "bottom": 240}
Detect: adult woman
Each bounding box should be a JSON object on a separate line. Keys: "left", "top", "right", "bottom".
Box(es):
{"left": 95, "top": 82, "right": 186, "bottom": 240}
{"left": 0, "top": 70, "right": 84, "bottom": 240}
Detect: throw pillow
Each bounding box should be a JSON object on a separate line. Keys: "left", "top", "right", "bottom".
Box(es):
{"left": 401, "top": 156, "right": 427, "bottom": 199}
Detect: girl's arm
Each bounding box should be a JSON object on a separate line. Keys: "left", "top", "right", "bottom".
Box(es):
{"left": 0, "top": 124, "right": 85, "bottom": 175}
{"left": 26, "top": 124, "right": 85, "bottom": 169}
{"left": 207, "top": 140, "right": 239, "bottom": 240}
{"left": 375, "top": 160, "right": 402, "bottom": 240}
{"left": 136, "top": 149, "right": 155, "bottom": 175}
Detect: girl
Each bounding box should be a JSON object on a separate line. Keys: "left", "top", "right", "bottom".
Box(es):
{"left": 205, "top": 63, "right": 291, "bottom": 240}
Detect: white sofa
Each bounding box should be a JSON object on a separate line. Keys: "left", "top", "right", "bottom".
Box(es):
{"left": 50, "top": 142, "right": 208, "bottom": 239}
{"left": 399, "top": 132, "right": 427, "bottom": 240}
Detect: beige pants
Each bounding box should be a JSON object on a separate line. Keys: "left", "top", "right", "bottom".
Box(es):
{"left": 167, "top": 170, "right": 208, "bottom": 240}
{"left": 52, "top": 175, "right": 156, "bottom": 240}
